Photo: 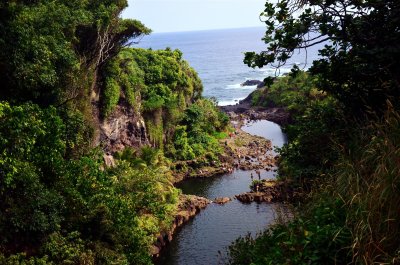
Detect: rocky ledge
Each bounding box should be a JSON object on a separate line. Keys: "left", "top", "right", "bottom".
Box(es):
{"left": 235, "top": 179, "right": 303, "bottom": 203}
{"left": 224, "top": 127, "right": 276, "bottom": 171}
{"left": 220, "top": 90, "right": 290, "bottom": 126}
{"left": 235, "top": 192, "right": 274, "bottom": 203}
{"left": 241, "top": 79, "right": 264, "bottom": 88}
{"left": 213, "top": 197, "right": 231, "bottom": 204}
{"left": 172, "top": 125, "right": 275, "bottom": 182}
{"left": 152, "top": 194, "right": 210, "bottom": 257}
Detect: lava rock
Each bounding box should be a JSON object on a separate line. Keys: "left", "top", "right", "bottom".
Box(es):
{"left": 213, "top": 197, "right": 231, "bottom": 204}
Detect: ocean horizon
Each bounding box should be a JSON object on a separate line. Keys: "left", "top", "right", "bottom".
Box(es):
{"left": 134, "top": 27, "right": 322, "bottom": 105}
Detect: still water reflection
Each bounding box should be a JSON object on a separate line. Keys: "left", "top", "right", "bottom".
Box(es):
{"left": 156, "top": 120, "right": 287, "bottom": 265}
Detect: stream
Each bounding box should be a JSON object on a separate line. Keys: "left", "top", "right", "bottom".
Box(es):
{"left": 156, "top": 120, "right": 287, "bottom": 265}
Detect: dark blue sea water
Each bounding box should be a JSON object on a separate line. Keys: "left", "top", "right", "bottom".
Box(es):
{"left": 135, "top": 27, "right": 321, "bottom": 105}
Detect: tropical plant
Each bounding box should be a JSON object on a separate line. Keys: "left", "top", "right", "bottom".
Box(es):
{"left": 245, "top": 0, "right": 400, "bottom": 115}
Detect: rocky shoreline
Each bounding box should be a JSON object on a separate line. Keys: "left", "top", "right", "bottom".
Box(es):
{"left": 171, "top": 126, "right": 277, "bottom": 183}
{"left": 235, "top": 179, "right": 303, "bottom": 203}
{"left": 220, "top": 90, "right": 290, "bottom": 126}
{"left": 152, "top": 194, "right": 211, "bottom": 258}
{"left": 171, "top": 90, "right": 290, "bottom": 183}
{"left": 155, "top": 97, "right": 292, "bottom": 257}
{"left": 153, "top": 124, "right": 279, "bottom": 257}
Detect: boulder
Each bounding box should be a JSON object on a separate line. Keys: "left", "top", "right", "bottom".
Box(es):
{"left": 241, "top": 79, "right": 264, "bottom": 87}
{"left": 235, "top": 192, "right": 273, "bottom": 203}
{"left": 213, "top": 197, "right": 231, "bottom": 204}
{"left": 103, "top": 153, "right": 116, "bottom": 167}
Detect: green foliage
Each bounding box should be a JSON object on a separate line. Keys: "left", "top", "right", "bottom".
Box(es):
{"left": 167, "top": 98, "right": 228, "bottom": 161}
{"left": 103, "top": 77, "right": 121, "bottom": 117}
{"left": 278, "top": 98, "right": 345, "bottom": 181}
{"left": 212, "top": 131, "right": 228, "bottom": 140}
{"left": 100, "top": 47, "right": 207, "bottom": 156}
{"left": 0, "top": 102, "right": 66, "bottom": 247}
{"left": 0, "top": 0, "right": 150, "bottom": 106}
{"left": 0, "top": 253, "right": 51, "bottom": 265}
{"left": 172, "top": 126, "right": 195, "bottom": 160}
{"left": 252, "top": 71, "right": 324, "bottom": 113}
{"left": 182, "top": 98, "right": 229, "bottom": 134}
{"left": 253, "top": 72, "right": 345, "bottom": 181}
{"left": 146, "top": 118, "right": 164, "bottom": 148}
{"left": 228, "top": 196, "right": 351, "bottom": 265}
{"left": 115, "top": 146, "right": 170, "bottom": 170}
{"left": 251, "top": 106, "right": 400, "bottom": 264}
{"left": 233, "top": 72, "right": 353, "bottom": 263}
{"left": 58, "top": 107, "right": 94, "bottom": 158}
{"left": 100, "top": 48, "right": 228, "bottom": 169}
{"left": 101, "top": 51, "right": 145, "bottom": 116}
{"left": 0, "top": 1, "right": 193, "bottom": 264}
{"left": 246, "top": 0, "right": 400, "bottom": 116}
{"left": 334, "top": 106, "right": 400, "bottom": 263}
{"left": 101, "top": 48, "right": 202, "bottom": 118}
{"left": 41, "top": 232, "right": 96, "bottom": 265}
{"left": 0, "top": 102, "right": 178, "bottom": 264}
{"left": 241, "top": 1, "right": 400, "bottom": 262}
{"left": 249, "top": 180, "right": 262, "bottom": 190}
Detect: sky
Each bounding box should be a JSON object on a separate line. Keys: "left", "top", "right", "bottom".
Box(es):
{"left": 122, "top": 0, "right": 266, "bottom": 33}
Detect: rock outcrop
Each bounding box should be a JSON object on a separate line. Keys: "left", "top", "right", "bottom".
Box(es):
{"left": 221, "top": 106, "right": 290, "bottom": 126}
{"left": 219, "top": 89, "right": 290, "bottom": 126}
{"left": 100, "top": 101, "right": 149, "bottom": 154}
{"left": 235, "top": 192, "right": 273, "bottom": 203}
{"left": 223, "top": 128, "right": 276, "bottom": 172}
{"left": 213, "top": 197, "right": 231, "bottom": 204}
{"left": 241, "top": 79, "right": 264, "bottom": 87}
{"left": 235, "top": 179, "right": 302, "bottom": 203}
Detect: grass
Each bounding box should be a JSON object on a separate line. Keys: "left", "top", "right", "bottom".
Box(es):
{"left": 334, "top": 106, "right": 400, "bottom": 263}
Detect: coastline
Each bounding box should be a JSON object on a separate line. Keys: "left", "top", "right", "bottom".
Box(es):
{"left": 219, "top": 90, "right": 290, "bottom": 126}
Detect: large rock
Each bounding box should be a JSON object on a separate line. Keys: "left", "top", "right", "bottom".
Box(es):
{"left": 213, "top": 197, "right": 231, "bottom": 204}
{"left": 241, "top": 79, "right": 264, "bottom": 87}
{"left": 100, "top": 100, "right": 149, "bottom": 153}
{"left": 235, "top": 192, "right": 273, "bottom": 203}
{"left": 235, "top": 179, "right": 302, "bottom": 204}
{"left": 103, "top": 153, "right": 116, "bottom": 167}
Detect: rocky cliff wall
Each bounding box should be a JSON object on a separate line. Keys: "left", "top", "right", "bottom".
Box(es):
{"left": 99, "top": 99, "right": 150, "bottom": 154}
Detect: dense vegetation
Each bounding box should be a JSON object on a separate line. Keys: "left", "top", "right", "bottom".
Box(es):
{"left": 0, "top": 102, "right": 179, "bottom": 264}
{"left": 102, "top": 48, "right": 229, "bottom": 161}
{"left": 101, "top": 47, "right": 228, "bottom": 162}
{"left": 0, "top": 0, "right": 150, "bottom": 108}
{"left": 0, "top": 1, "right": 228, "bottom": 264}
{"left": 229, "top": 0, "right": 400, "bottom": 264}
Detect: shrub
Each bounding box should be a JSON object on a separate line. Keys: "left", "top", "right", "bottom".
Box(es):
{"left": 228, "top": 195, "right": 351, "bottom": 265}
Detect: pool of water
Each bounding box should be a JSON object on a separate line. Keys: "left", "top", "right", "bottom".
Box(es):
{"left": 156, "top": 120, "right": 287, "bottom": 265}
{"left": 242, "top": 120, "right": 287, "bottom": 150}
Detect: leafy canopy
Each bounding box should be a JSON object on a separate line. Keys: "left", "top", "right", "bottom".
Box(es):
{"left": 0, "top": 0, "right": 150, "bottom": 106}
{"left": 245, "top": 0, "right": 400, "bottom": 115}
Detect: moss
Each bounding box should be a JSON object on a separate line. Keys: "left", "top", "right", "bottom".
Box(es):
{"left": 102, "top": 77, "right": 121, "bottom": 117}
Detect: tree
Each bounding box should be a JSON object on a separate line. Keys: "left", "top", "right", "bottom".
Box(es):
{"left": 245, "top": 0, "right": 400, "bottom": 115}
{"left": 0, "top": 0, "right": 150, "bottom": 106}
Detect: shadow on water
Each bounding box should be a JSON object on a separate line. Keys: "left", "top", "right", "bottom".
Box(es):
{"left": 156, "top": 120, "right": 287, "bottom": 265}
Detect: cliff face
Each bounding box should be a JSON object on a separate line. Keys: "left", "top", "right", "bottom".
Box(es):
{"left": 94, "top": 47, "right": 203, "bottom": 155}
{"left": 99, "top": 99, "right": 150, "bottom": 154}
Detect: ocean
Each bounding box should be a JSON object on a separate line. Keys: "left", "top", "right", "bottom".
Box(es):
{"left": 135, "top": 27, "right": 321, "bottom": 106}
